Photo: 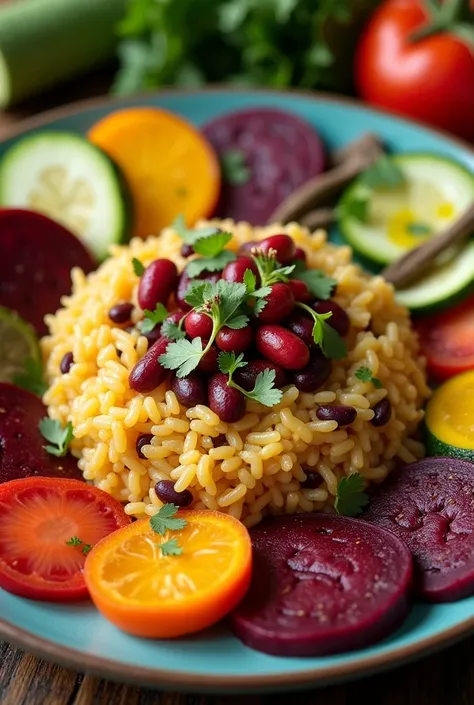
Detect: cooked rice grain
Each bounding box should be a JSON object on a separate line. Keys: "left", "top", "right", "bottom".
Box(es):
{"left": 42, "top": 220, "right": 431, "bottom": 523}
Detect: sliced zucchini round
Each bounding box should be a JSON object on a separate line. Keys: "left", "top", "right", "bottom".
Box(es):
{"left": 338, "top": 154, "right": 474, "bottom": 265}
{"left": 0, "top": 131, "right": 132, "bottom": 260}
{"left": 425, "top": 370, "right": 474, "bottom": 462}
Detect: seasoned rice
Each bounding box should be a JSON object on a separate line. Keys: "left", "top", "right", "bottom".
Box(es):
{"left": 41, "top": 220, "right": 431, "bottom": 526}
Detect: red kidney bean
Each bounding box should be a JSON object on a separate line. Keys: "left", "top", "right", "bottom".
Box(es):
{"left": 371, "top": 398, "right": 392, "bottom": 427}
{"left": 185, "top": 311, "right": 213, "bottom": 339}
{"left": 216, "top": 325, "right": 253, "bottom": 353}
{"left": 208, "top": 373, "right": 246, "bottom": 423}
{"left": 222, "top": 256, "right": 258, "bottom": 283}
{"left": 136, "top": 433, "right": 154, "bottom": 459}
{"left": 108, "top": 302, "right": 134, "bottom": 325}
{"left": 234, "top": 359, "right": 287, "bottom": 391}
{"left": 301, "top": 470, "right": 323, "bottom": 489}
{"left": 258, "top": 234, "right": 296, "bottom": 264}
{"left": 138, "top": 259, "right": 178, "bottom": 311}
{"left": 258, "top": 283, "right": 295, "bottom": 324}
{"left": 312, "top": 300, "right": 349, "bottom": 337}
{"left": 176, "top": 270, "right": 221, "bottom": 311}
{"left": 316, "top": 404, "right": 357, "bottom": 426}
{"left": 293, "top": 354, "right": 332, "bottom": 392}
{"left": 286, "top": 311, "right": 314, "bottom": 347}
{"left": 163, "top": 311, "right": 186, "bottom": 327}
{"left": 196, "top": 341, "right": 219, "bottom": 374}
{"left": 60, "top": 352, "right": 74, "bottom": 374}
{"left": 294, "top": 247, "right": 307, "bottom": 266}
{"left": 155, "top": 480, "right": 193, "bottom": 508}
{"left": 129, "top": 336, "right": 170, "bottom": 393}
{"left": 256, "top": 325, "right": 310, "bottom": 370}
{"left": 171, "top": 372, "right": 208, "bottom": 406}
{"left": 181, "top": 244, "right": 194, "bottom": 258}
{"left": 238, "top": 241, "right": 257, "bottom": 255}
{"left": 287, "top": 279, "right": 311, "bottom": 303}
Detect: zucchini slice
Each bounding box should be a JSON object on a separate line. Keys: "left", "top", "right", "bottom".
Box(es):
{"left": 0, "top": 131, "right": 132, "bottom": 260}
{"left": 425, "top": 370, "right": 474, "bottom": 461}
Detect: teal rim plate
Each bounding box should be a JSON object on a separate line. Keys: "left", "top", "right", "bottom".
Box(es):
{"left": 1, "top": 87, "right": 473, "bottom": 693}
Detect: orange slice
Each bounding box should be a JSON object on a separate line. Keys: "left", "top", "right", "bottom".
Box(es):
{"left": 84, "top": 510, "right": 252, "bottom": 638}
{"left": 87, "top": 107, "right": 220, "bottom": 238}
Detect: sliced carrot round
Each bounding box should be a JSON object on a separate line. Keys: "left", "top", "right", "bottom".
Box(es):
{"left": 87, "top": 108, "right": 220, "bottom": 237}
{"left": 84, "top": 510, "right": 252, "bottom": 638}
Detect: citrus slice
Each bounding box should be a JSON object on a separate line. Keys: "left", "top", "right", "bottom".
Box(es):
{"left": 0, "top": 306, "right": 40, "bottom": 383}
{"left": 84, "top": 510, "right": 252, "bottom": 638}
{"left": 88, "top": 108, "right": 221, "bottom": 238}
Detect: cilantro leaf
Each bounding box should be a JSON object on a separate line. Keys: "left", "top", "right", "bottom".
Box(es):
{"left": 13, "top": 357, "right": 47, "bottom": 397}
{"left": 132, "top": 257, "right": 145, "bottom": 276}
{"left": 39, "top": 418, "right": 73, "bottom": 457}
{"left": 243, "top": 269, "right": 257, "bottom": 293}
{"left": 251, "top": 249, "right": 295, "bottom": 287}
{"left": 186, "top": 250, "right": 236, "bottom": 277}
{"left": 334, "top": 474, "right": 369, "bottom": 517}
{"left": 193, "top": 231, "right": 232, "bottom": 257}
{"left": 360, "top": 156, "right": 406, "bottom": 190}
{"left": 355, "top": 366, "right": 383, "bottom": 388}
{"left": 66, "top": 537, "right": 82, "bottom": 546}
{"left": 224, "top": 314, "right": 249, "bottom": 330}
{"left": 405, "top": 222, "right": 432, "bottom": 236}
{"left": 82, "top": 544, "right": 93, "bottom": 555}
{"left": 161, "top": 320, "right": 186, "bottom": 341}
{"left": 172, "top": 214, "right": 219, "bottom": 245}
{"left": 296, "top": 270, "right": 336, "bottom": 300}
{"left": 184, "top": 281, "right": 211, "bottom": 308}
{"left": 159, "top": 337, "right": 204, "bottom": 377}
{"left": 319, "top": 320, "right": 348, "bottom": 360}
{"left": 160, "top": 537, "right": 183, "bottom": 556}
{"left": 220, "top": 150, "right": 251, "bottom": 186}
{"left": 337, "top": 193, "right": 369, "bottom": 223}
{"left": 218, "top": 351, "right": 247, "bottom": 375}
{"left": 215, "top": 281, "right": 248, "bottom": 322}
{"left": 150, "top": 503, "right": 188, "bottom": 536}
{"left": 140, "top": 303, "right": 168, "bottom": 334}
{"left": 246, "top": 368, "right": 283, "bottom": 406}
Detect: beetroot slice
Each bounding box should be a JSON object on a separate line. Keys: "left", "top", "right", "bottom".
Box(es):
{"left": 0, "top": 383, "right": 82, "bottom": 484}
{"left": 231, "top": 514, "right": 412, "bottom": 657}
{"left": 0, "top": 209, "right": 94, "bottom": 335}
{"left": 363, "top": 457, "right": 474, "bottom": 602}
{"left": 202, "top": 108, "right": 325, "bottom": 225}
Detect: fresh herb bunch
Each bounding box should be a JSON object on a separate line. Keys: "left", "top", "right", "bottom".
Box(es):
{"left": 113, "top": 0, "right": 381, "bottom": 95}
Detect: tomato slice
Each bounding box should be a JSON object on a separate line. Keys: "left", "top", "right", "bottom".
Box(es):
{"left": 415, "top": 296, "right": 474, "bottom": 380}
{"left": 0, "top": 477, "right": 130, "bottom": 602}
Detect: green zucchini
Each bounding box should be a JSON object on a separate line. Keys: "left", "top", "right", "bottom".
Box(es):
{"left": 425, "top": 370, "right": 474, "bottom": 461}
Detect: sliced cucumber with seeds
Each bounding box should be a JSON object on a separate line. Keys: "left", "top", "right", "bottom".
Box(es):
{"left": 338, "top": 154, "right": 474, "bottom": 265}
{"left": 0, "top": 306, "right": 40, "bottom": 383}
{"left": 0, "top": 131, "right": 132, "bottom": 260}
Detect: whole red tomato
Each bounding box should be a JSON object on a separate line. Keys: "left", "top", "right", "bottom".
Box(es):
{"left": 355, "top": 0, "right": 474, "bottom": 142}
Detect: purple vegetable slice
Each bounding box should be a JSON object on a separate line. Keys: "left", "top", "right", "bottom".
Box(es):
{"left": 0, "top": 208, "right": 94, "bottom": 335}
{"left": 363, "top": 457, "right": 474, "bottom": 602}
{"left": 231, "top": 514, "right": 412, "bottom": 656}
{"left": 202, "top": 108, "right": 325, "bottom": 225}
{"left": 0, "top": 383, "right": 82, "bottom": 484}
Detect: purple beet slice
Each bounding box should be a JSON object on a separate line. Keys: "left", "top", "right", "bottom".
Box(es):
{"left": 0, "top": 208, "right": 95, "bottom": 336}
{"left": 231, "top": 514, "right": 412, "bottom": 656}
{"left": 202, "top": 108, "right": 326, "bottom": 225}
{"left": 363, "top": 457, "right": 474, "bottom": 602}
{"left": 0, "top": 383, "right": 82, "bottom": 484}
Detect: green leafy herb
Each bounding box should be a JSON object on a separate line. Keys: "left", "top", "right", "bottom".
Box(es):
{"left": 186, "top": 250, "right": 236, "bottom": 277}
{"left": 39, "top": 418, "right": 74, "bottom": 457}
{"left": 243, "top": 269, "right": 271, "bottom": 315}
{"left": 334, "top": 473, "right": 369, "bottom": 517}
{"left": 172, "top": 214, "right": 219, "bottom": 245}
{"left": 251, "top": 248, "right": 295, "bottom": 288}
{"left": 405, "top": 222, "right": 432, "bottom": 236}
{"left": 193, "top": 231, "right": 233, "bottom": 257}
{"left": 160, "top": 337, "right": 206, "bottom": 377}
{"left": 296, "top": 302, "right": 347, "bottom": 360}
{"left": 13, "top": 357, "right": 47, "bottom": 397}
{"left": 355, "top": 366, "right": 382, "bottom": 389}
{"left": 218, "top": 351, "right": 283, "bottom": 407}
{"left": 150, "top": 503, "right": 188, "bottom": 536}
{"left": 140, "top": 303, "right": 169, "bottom": 334}
{"left": 360, "top": 156, "right": 406, "bottom": 191}
{"left": 160, "top": 537, "right": 183, "bottom": 556}
{"left": 295, "top": 270, "right": 337, "bottom": 300}
{"left": 132, "top": 257, "right": 145, "bottom": 276}
{"left": 82, "top": 544, "right": 93, "bottom": 555}
{"left": 161, "top": 319, "right": 186, "bottom": 341}
{"left": 66, "top": 537, "right": 93, "bottom": 555}
{"left": 338, "top": 193, "right": 369, "bottom": 222}
{"left": 220, "top": 150, "right": 251, "bottom": 185}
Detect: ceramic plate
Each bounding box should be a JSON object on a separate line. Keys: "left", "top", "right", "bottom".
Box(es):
{"left": 0, "top": 88, "right": 473, "bottom": 693}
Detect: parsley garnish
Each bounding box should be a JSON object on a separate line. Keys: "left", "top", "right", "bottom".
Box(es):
{"left": 132, "top": 257, "right": 145, "bottom": 276}
{"left": 218, "top": 351, "right": 282, "bottom": 407}
{"left": 242, "top": 269, "right": 271, "bottom": 315}
{"left": 296, "top": 302, "right": 347, "bottom": 360}
{"left": 405, "top": 222, "right": 432, "bottom": 236}
{"left": 186, "top": 250, "right": 236, "bottom": 278}
{"left": 150, "top": 503, "right": 188, "bottom": 535}
{"left": 355, "top": 366, "right": 382, "bottom": 389}
{"left": 160, "top": 537, "right": 183, "bottom": 556}
{"left": 193, "top": 231, "right": 232, "bottom": 257}
{"left": 295, "top": 270, "right": 337, "bottom": 300}
{"left": 13, "top": 357, "right": 47, "bottom": 397}
{"left": 334, "top": 473, "right": 369, "bottom": 517}
{"left": 161, "top": 319, "right": 186, "bottom": 341}
{"left": 140, "top": 303, "right": 168, "bottom": 334}
{"left": 39, "top": 418, "right": 73, "bottom": 457}
{"left": 66, "top": 537, "right": 93, "bottom": 555}
{"left": 220, "top": 149, "right": 251, "bottom": 186}
{"left": 172, "top": 214, "right": 219, "bottom": 245}
{"left": 360, "top": 156, "right": 405, "bottom": 190}
{"left": 251, "top": 248, "right": 295, "bottom": 287}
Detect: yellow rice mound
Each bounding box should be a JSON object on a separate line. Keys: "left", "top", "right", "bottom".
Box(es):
{"left": 42, "top": 220, "right": 431, "bottom": 527}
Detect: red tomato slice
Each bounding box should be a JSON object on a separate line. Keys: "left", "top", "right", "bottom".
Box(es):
{"left": 415, "top": 296, "right": 474, "bottom": 380}
{"left": 0, "top": 477, "right": 130, "bottom": 602}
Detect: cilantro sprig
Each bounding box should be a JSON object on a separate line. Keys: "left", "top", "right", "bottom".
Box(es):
{"left": 355, "top": 366, "right": 382, "bottom": 389}
{"left": 251, "top": 247, "right": 295, "bottom": 287}
{"left": 218, "top": 352, "right": 283, "bottom": 407}
{"left": 150, "top": 503, "right": 188, "bottom": 557}
{"left": 132, "top": 257, "right": 145, "bottom": 276}
{"left": 172, "top": 214, "right": 219, "bottom": 245}
{"left": 66, "top": 537, "right": 93, "bottom": 555}
{"left": 296, "top": 302, "right": 347, "bottom": 360}
{"left": 13, "top": 357, "right": 47, "bottom": 397}
{"left": 186, "top": 231, "right": 236, "bottom": 277}
{"left": 159, "top": 537, "right": 183, "bottom": 556}
{"left": 140, "top": 303, "right": 169, "bottom": 334}
{"left": 334, "top": 473, "right": 369, "bottom": 517}
{"left": 161, "top": 318, "right": 187, "bottom": 341}
{"left": 39, "top": 418, "right": 74, "bottom": 457}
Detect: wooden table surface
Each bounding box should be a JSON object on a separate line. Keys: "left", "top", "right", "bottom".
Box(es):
{"left": 1, "top": 68, "right": 474, "bottom": 705}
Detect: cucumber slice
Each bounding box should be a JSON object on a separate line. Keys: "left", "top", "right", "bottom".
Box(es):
{"left": 0, "top": 131, "right": 132, "bottom": 260}
{"left": 395, "top": 241, "right": 474, "bottom": 315}
{"left": 425, "top": 370, "right": 474, "bottom": 462}
{"left": 339, "top": 154, "right": 474, "bottom": 265}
